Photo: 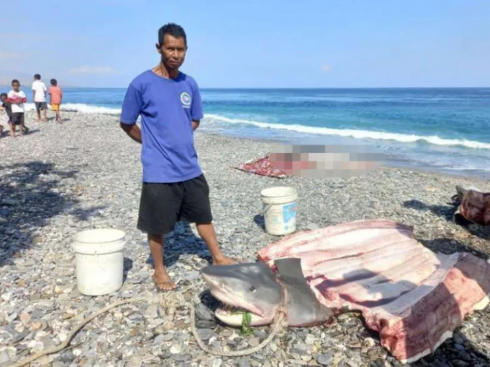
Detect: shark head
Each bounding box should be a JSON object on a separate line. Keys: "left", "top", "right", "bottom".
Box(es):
{"left": 201, "top": 262, "right": 283, "bottom": 326}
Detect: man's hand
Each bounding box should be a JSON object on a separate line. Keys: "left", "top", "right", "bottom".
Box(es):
{"left": 192, "top": 120, "right": 200, "bottom": 131}
{"left": 120, "top": 122, "right": 142, "bottom": 144}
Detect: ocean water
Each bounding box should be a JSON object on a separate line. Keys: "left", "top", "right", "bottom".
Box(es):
{"left": 22, "top": 87, "right": 490, "bottom": 178}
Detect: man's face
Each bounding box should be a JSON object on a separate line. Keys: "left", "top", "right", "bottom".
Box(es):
{"left": 157, "top": 34, "right": 187, "bottom": 71}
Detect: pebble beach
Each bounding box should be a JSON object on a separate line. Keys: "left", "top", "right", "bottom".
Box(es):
{"left": 1, "top": 111, "right": 490, "bottom": 367}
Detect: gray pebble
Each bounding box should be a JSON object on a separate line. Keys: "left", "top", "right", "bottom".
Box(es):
{"left": 453, "top": 333, "right": 465, "bottom": 344}
{"left": 0, "top": 350, "right": 10, "bottom": 364}
{"left": 197, "top": 329, "right": 213, "bottom": 341}
{"left": 195, "top": 304, "right": 215, "bottom": 321}
{"left": 163, "top": 333, "right": 174, "bottom": 341}
{"left": 153, "top": 334, "right": 165, "bottom": 346}
{"left": 196, "top": 320, "right": 217, "bottom": 328}
{"left": 238, "top": 357, "right": 251, "bottom": 367}
{"left": 317, "top": 353, "right": 333, "bottom": 365}
{"left": 1, "top": 199, "right": 17, "bottom": 206}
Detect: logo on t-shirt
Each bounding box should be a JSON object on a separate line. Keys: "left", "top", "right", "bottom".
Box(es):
{"left": 180, "top": 92, "right": 191, "bottom": 107}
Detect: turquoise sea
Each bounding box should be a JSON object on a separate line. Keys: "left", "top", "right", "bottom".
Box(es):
{"left": 19, "top": 87, "right": 490, "bottom": 178}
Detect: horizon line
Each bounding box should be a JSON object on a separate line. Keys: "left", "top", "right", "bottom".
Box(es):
{"left": 1, "top": 85, "right": 489, "bottom": 90}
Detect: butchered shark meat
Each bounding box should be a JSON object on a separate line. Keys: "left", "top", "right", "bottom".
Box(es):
{"left": 257, "top": 219, "right": 490, "bottom": 363}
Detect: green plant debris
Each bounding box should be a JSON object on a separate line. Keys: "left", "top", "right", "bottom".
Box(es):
{"left": 241, "top": 312, "right": 254, "bottom": 336}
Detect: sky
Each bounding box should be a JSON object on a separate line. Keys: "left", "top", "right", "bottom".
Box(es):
{"left": 0, "top": 0, "right": 489, "bottom": 88}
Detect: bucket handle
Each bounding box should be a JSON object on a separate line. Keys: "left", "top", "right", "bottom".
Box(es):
{"left": 263, "top": 204, "right": 273, "bottom": 214}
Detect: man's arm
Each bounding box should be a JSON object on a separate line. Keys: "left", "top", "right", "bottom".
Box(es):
{"left": 8, "top": 98, "right": 25, "bottom": 104}
{"left": 120, "top": 83, "right": 143, "bottom": 143}
{"left": 190, "top": 78, "right": 203, "bottom": 132}
{"left": 192, "top": 120, "right": 200, "bottom": 131}
{"left": 120, "top": 122, "right": 142, "bottom": 144}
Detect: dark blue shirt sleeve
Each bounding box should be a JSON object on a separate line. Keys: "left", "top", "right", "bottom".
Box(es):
{"left": 190, "top": 81, "right": 203, "bottom": 121}
{"left": 120, "top": 84, "right": 143, "bottom": 125}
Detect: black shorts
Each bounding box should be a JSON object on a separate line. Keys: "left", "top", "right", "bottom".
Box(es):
{"left": 10, "top": 113, "right": 24, "bottom": 125}
{"left": 137, "top": 174, "right": 213, "bottom": 235}
{"left": 35, "top": 102, "right": 47, "bottom": 111}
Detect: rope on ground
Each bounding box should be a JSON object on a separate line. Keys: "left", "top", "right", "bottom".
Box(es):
{"left": 7, "top": 297, "right": 149, "bottom": 367}
{"left": 10, "top": 292, "right": 288, "bottom": 366}
{"left": 190, "top": 303, "right": 286, "bottom": 357}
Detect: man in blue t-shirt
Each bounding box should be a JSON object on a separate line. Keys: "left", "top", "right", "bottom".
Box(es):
{"left": 120, "top": 23, "right": 235, "bottom": 291}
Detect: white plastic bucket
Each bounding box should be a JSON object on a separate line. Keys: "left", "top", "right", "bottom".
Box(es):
{"left": 72, "top": 228, "right": 126, "bottom": 296}
{"left": 261, "top": 186, "right": 298, "bottom": 235}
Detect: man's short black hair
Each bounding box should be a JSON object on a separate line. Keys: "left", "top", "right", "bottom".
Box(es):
{"left": 158, "top": 23, "right": 187, "bottom": 46}
{"left": 34, "top": 74, "right": 41, "bottom": 80}
{"left": 1, "top": 93, "right": 7, "bottom": 98}
{"left": 50, "top": 78, "right": 57, "bottom": 85}
{"left": 11, "top": 79, "right": 20, "bottom": 85}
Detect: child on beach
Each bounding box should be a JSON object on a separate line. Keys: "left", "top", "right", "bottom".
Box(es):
{"left": 1, "top": 93, "right": 29, "bottom": 137}
{"left": 0, "top": 93, "right": 11, "bottom": 137}
{"left": 49, "top": 79, "right": 62, "bottom": 123}
{"left": 0, "top": 108, "right": 4, "bottom": 137}
{"left": 7, "top": 80, "right": 27, "bottom": 137}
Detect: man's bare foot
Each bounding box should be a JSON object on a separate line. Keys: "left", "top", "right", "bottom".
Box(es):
{"left": 153, "top": 270, "right": 176, "bottom": 291}
{"left": 213, "top": 256, "right": 237, "bottom": 266}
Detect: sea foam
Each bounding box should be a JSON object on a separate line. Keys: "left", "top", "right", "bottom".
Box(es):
{"left": 20, "top": 103, "right": 490, "bottom": 150}
{"left": 205, "top": 114, "right": 490, "bottom": 150}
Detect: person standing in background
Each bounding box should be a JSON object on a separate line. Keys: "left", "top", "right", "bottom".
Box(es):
{"left": 7, "top": 80, "right": 27, "bottom": 137}
{"left": 32, "top": 74, "right": 47, "bottom": 122}
{"left": 0, "top": 93, "right": 11, "bottom": 136}
{"left": 1, "top": 93, "right": 29, "bottom": 135}
{"left": 49, "top": 79, "right": 63, "bottom": 123}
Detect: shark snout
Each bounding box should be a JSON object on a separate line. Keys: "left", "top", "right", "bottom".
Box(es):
{"left": 201, "top": 264, "right": 242, "bottom": 290}
{"left": 201, "top": 264, "right": 242, "bottom": 276}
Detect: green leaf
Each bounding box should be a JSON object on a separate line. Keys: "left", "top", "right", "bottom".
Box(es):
{"left": 243, "top": 312, "right": 252, "bottom": 327}
{"left": 241, "top": 312, "right": 254, "bottom": 336}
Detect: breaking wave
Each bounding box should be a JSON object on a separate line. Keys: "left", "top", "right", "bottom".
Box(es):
{"left": 24, "top": 103, "right": 121, "bottom": 115}
{"left": 204, "top": 114, "right": 490, "bottom": 150}
{"left": 18, "top": 102, "right": 490, "bottom": 150}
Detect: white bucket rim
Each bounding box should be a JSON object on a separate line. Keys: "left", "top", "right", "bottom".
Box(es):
{"left": 74, "top": 228, "right": 126, "bottom": 244}
{"left": 261, "top": 186, "right": 297, "bottom": 198}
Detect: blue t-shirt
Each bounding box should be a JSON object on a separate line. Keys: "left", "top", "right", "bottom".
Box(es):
{"left": 120, "top": 70, "right": 204, "bottom": 183}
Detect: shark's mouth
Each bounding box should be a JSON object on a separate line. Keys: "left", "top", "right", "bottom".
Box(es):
{"left": 215, "top": 303, "right": 272, "bottom": 327}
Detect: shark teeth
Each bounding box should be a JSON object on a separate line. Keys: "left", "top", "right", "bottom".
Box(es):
{"left": 216, "top": 303, "right": 250, "bottom": 316}
{"left": 215, "top": 305, "right": 271, "bottom": 327}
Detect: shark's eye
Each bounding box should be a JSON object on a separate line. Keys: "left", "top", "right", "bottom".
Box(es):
{"left": 249, "top": 286, "right": 256, "bottom": 292}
